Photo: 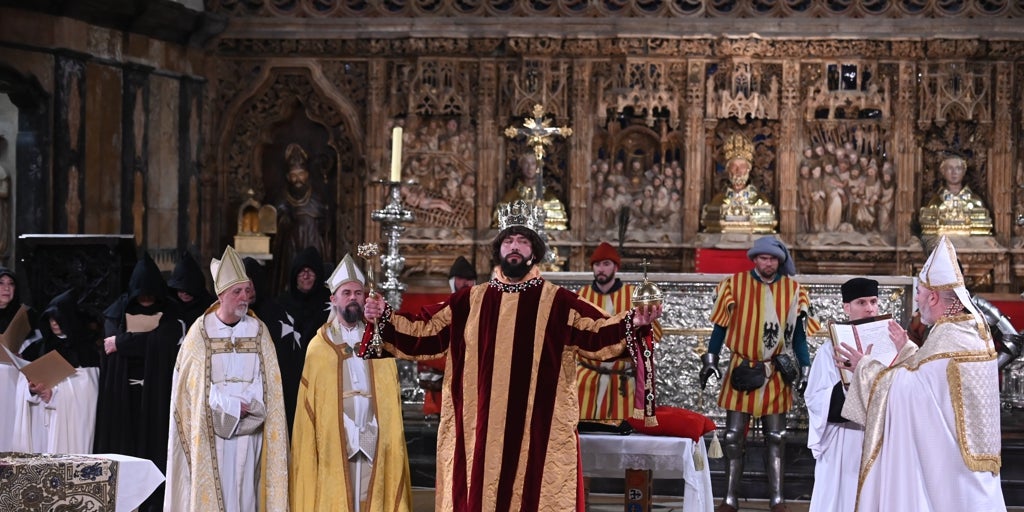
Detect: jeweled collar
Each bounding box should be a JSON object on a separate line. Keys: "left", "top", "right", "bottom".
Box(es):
{"left": 489, "top": 265, "right": 544, "bottom": 293}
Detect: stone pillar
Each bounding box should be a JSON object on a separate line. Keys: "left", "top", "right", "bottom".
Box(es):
{"left": 53, "top": 50, "right": 89, "bottom": 234}
{"left": 178, "top": 77, "right": 205, "bottom": 251}
{"left": 476, "top": 60, "right": 499, "bottom": 269}
{"left": 776, "top": 59, "right": 802, "bottom": 242}
{"left": 122, "top": 63, "right": 152, "bottom": 246}
{"left": 682, "top": 59, "right": 706, "bottom": 245}
{"left": 569, "top": 60, "right": 592, "bottom": 270}
{"left": 893, "top": 61, "right": 919, "bottom": 268}
{"left": 990, "top": 61, "right": 1014, "bottom": 291}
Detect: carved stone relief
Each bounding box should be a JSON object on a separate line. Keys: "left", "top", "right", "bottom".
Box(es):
{"left": 396, "top": 116, "right": 477, "bottom": 237}
{"left": 207, "top": 0, "right": 1024, "bottom": 19}
{"left": 706, "top": 59, "right": 780, "bottom": 123}
{"left": 919, "top": 61, "right": 992, "bottom": 125}
{"left": 586, "top": 125, "right": 684, "bottom": 243}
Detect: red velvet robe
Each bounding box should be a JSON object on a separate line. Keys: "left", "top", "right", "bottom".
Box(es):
{"left": 368, "top": 266, "right": 649, "bottom": 512}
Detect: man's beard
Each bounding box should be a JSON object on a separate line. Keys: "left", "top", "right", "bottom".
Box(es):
{"left": 233, "top": 303, "right": 249, "bottom": 318}
{"left": 289, "top": 182, "right": 309, "bottom": 197}
{"left": 341, "top": 302, "right": 363, "bottom": 324}
{"left": 500, "top": 254, "right": 533, "bottom": 279}
{"left": 595, "top": 273, "right": 614, "bottom": 285}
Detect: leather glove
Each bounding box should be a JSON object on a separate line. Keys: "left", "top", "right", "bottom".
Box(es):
{"left": 795, "top": 365, "right": 811, "bottom": 394}
{"left": 699, "top": 352, "right": 721, "bottom": 390}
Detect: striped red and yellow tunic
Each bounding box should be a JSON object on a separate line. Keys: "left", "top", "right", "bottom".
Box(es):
{"left": 375, "top": 267, "right": 645, "bottom": 512}
{"left": 710, "top": 272, "right": 819, "bottom": 416}
{"left": 576, "top": 282, "right": 662, "bottom": 422}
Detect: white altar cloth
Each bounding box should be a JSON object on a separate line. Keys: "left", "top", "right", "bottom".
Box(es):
{"left": 579, "top": 433, "right": 714, "bottom": 512}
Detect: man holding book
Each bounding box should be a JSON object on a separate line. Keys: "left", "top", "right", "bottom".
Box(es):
{"left": 837, "top": 236, "right": 1005, "bottom": 511}
{"left": 805, "top": 277, "right": 879, "bottom": 512}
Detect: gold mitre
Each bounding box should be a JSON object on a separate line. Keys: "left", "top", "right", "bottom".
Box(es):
{"left": 210, "top": 245, "right": 249, "bottom": 295}
{"left": 326, "top": 253, "right": 366, "bottom": 293}
{"left": 723, "top": 133, "right": 754, "bottom": 164}
{"left": 497, "top": 199, "right": 546, "bottom": 234}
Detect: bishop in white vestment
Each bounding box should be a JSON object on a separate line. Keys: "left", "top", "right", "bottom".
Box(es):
{"left": 838, "top": 236, "right": 1005, "bottom": 512}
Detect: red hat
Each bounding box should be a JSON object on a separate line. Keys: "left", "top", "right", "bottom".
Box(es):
{"left": 590, "top": 242, "right": 621, "bottom": 267}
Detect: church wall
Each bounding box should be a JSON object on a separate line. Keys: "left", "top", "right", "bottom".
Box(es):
{"left": 0, "top": 7, "right": 207, "bottom": 273}
{"left": 206, "top": 23, "right": 1024, "bottom": 292}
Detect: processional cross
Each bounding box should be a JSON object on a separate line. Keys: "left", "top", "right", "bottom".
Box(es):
{"left": 503, "top": 104, "right": 573, "bottom": 162}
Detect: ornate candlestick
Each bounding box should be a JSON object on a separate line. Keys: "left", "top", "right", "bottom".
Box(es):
{"left": 370, "top": 179, "right": 415, "bottom": 309}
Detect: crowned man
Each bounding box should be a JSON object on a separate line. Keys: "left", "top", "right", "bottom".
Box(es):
{"left": 837, "top": 236, "right": 1005, "bottom": 511}
{"left": 165, "top": 246, "right": 289, "bottom": 512}
{"left": 363, "top": 199, "right": 662, "bottom": 511}
{"left": 577, "top": 241, "right": 662, "bottom": 423}
{"left": 290, "top": 254, "right": 412, "bottom": 512}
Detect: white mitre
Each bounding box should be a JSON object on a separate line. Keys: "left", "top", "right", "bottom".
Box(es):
{"left": 326, "top": 253, "right": 366, "bottom": 294}
{"left": 210, "top": 245, "right": 250, "bottom": 295}
{"left": 918, "top": 235, "right": 984, "bottom": 329}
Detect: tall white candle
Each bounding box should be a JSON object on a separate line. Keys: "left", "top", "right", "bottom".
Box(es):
{"left": 390, "top": 126, "right": 403, "bottom": 182}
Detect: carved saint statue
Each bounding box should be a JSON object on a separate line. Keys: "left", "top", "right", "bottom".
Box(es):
{"left": 701, "top": 133, "right": 777, "bottom": 233}
{"left": 918, "top": 153, "right": 993, "bottom": 236}
{"left": 276, "top": 143, "right": 329, "bottom": 267}
{"left": 494, "top": 152, "right": 568, "bottom": 231}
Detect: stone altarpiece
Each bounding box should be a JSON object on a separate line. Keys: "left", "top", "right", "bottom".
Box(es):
{"left": 203, "top": 0, "right": 1024, "bottom": 293}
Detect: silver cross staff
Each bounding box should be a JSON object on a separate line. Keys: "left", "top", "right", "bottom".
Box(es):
{"left": 357, "top": 242, "right": 385, "bottom": 357}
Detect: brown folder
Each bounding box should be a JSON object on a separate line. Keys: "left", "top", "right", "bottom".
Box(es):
{"left": 21, "top": 350, "right": 77, "bottom": 389}
{"left": 0, "top": 305, "right": 31, "bottom": 353}
{"left": 126, "top": 312, "right": 163, "bottom": 333}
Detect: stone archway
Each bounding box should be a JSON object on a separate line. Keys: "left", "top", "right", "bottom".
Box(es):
{"left": 212, "top": 63, "right": 366, "bottom": 280}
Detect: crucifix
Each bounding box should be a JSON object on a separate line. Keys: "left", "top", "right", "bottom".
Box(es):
{"left": 503, "top": 104, "right": 574, "bottom": 162}
{"left": 502, "top": 104, "right": 573, "bottom": 212}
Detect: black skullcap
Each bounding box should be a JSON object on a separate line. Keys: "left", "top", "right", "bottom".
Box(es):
{"left": 841, "top": 278, "right": 879, "bottom": 303}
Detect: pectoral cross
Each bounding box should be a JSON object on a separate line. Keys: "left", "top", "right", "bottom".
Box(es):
{"left": 503, "top": 104, "right": 573, "bottom": 161}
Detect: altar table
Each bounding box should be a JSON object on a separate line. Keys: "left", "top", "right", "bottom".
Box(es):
{"left": 579, "top": 433, "right": 714, "bottom": 512}
{"left": 0, "top": 452, "right": 164, "bottom": 511}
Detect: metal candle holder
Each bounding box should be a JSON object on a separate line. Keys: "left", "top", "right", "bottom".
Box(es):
{"left": 370, "top": 179, "right": 415, "bottom": 309}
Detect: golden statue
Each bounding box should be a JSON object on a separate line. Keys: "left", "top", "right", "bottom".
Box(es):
{"left": 494, "top": 152, "right": 568, "bottom": 231}
{"left": 919, "top": 153, "right": 993, "bottom": 236}
{"left": 234, "top": 189, "right": 277, "bottom": 256}
{"left": 701, "top": 133, "right": 778, "bottom": 233}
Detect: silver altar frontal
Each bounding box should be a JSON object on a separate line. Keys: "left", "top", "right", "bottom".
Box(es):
{"left": 544, "top": 271, "right": 916, "bottom": 427}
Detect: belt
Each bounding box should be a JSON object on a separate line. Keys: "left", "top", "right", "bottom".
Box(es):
{"left": 578, "top": 360, "right": 635, "bottom": 377}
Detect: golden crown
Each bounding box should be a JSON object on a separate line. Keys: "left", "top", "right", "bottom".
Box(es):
{"left": 497, "top": 199, "right": 546, "bottom": 233}
{"left": 723, "top": 133, "right": 754, "bottom": 164}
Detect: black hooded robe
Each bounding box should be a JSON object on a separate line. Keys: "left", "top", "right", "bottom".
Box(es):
{"left": 245, "top": 257, "right": 304, "bottom": 435}
{"left": 94, "top": 255, "right": 183, "bottom": 512}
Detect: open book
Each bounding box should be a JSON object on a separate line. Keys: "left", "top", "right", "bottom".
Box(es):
{"left": 1, "top": 343, "right": 77, "bottom": 389}
{"left": 828, "top": 314, "right": 898, "bottom": 385}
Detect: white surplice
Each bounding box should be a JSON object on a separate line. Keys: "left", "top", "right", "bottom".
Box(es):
{"left": 843, "top": 317, "right": 1005, "bottom": 512}
{"left": 805, "top": 342, "right": 862, "bottom": 512}
{"left": 205, "top": 314, "right": 265, "bottom": 512}
{"left": 12, "top": 367, "right": 99, "bottom": 454}
{"left": 330, "top": 322, "right": 378, "bottom": 510}
{"left": 0, "top": 363, "right": 21, "bottom": 451}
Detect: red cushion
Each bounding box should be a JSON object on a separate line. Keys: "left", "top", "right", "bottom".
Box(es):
{"left": 627, "top": 406, "right": 717, "bottom": 441}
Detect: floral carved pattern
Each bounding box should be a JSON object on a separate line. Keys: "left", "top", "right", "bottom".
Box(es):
{"left": 207, "top": 0, "right": 1023, "bottom": 18}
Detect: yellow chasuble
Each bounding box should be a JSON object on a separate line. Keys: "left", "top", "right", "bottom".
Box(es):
{"left": 165, "top": 305, "right": 290, "bottom": 512}
{"left": 290, "top": 323, "right": 412, "bottom": 512}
